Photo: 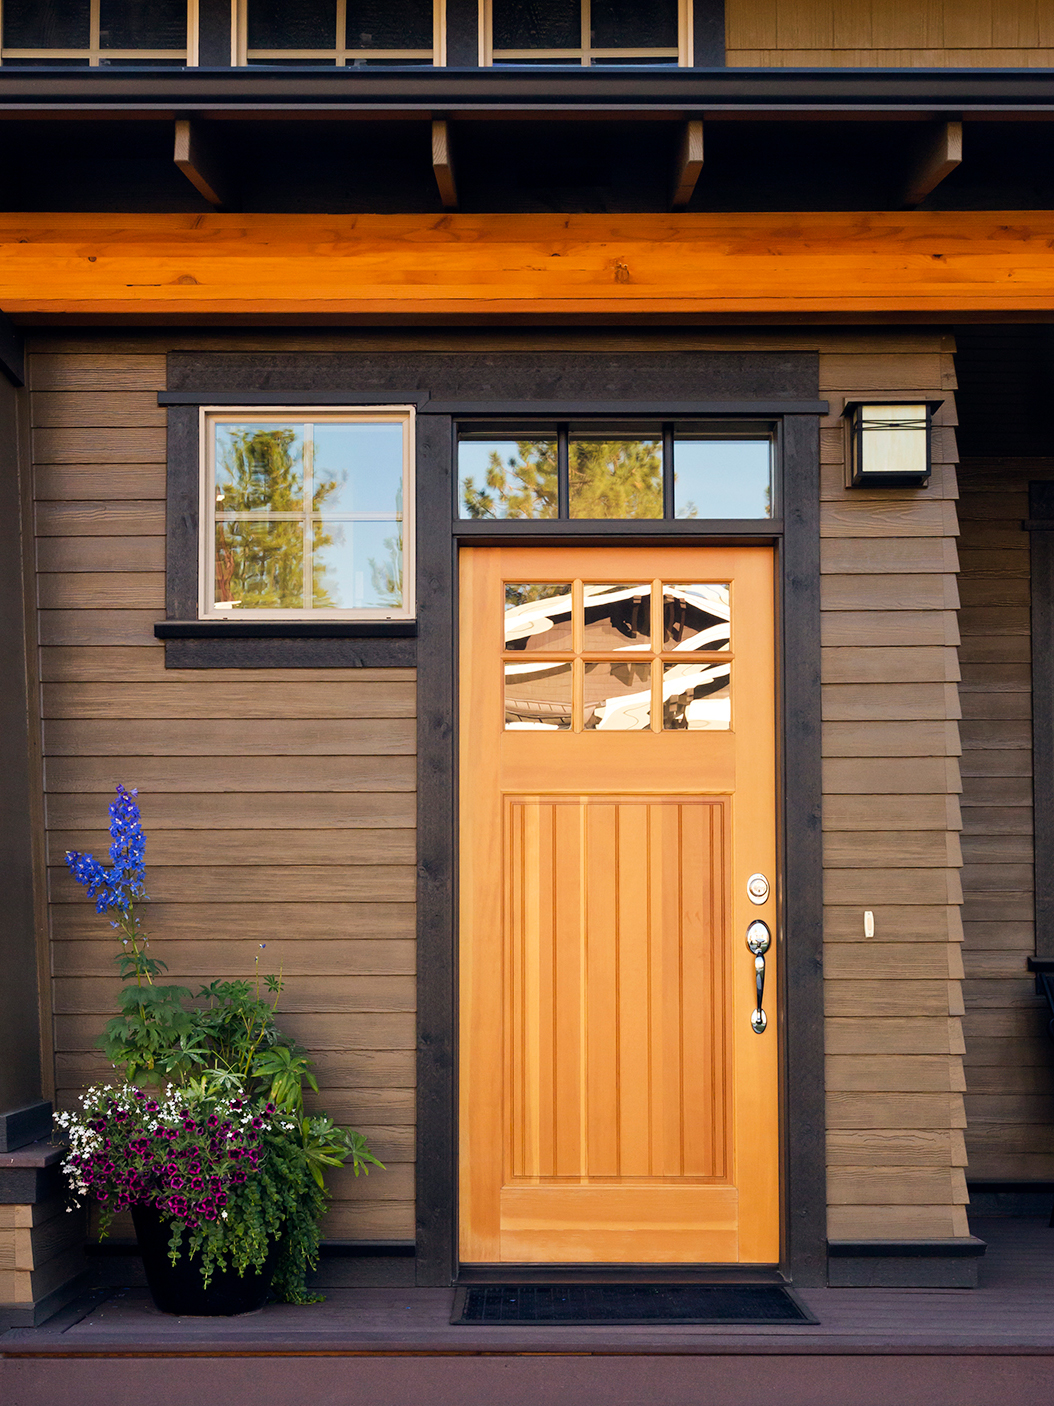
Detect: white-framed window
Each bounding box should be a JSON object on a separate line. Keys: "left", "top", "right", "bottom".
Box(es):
{"left": 0, "top": 0, "right": 198, "bottom": 66}
{"left": 234, "top": 0, "right": 445, "bottom": 66}
{"left": 482, "top": 0, "right": 692, "bottom": 66}
{"left": 200, "top": 407, "right": 415, "bottom": 621}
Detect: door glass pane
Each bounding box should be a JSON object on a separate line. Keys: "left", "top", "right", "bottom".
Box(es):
{"left": 583, "top": 662, "right": 652, "bottom": 731}
{"left": 346, "top": 0, "right": 432, "bottom": 47}
{"left": 247, "top": 0, "right": 335, "bottom": 48}
{"left": 312, "top": 422, "right": 403, "bottom": 515}
{"left": 591, "top": 0, "right": 677, "bottom": 48}
{"left": 215, "top": 521, "right": 304, "bottom": 610}
{"left": 663, "top": 662, "right": 731, "bottom": 730}
{"left": 493, "top": 0, "right": 580, "bottom": 49}
{"left": 505, "top": 584, "right": 573, "bottom": 651}
{"left": 568, "top": 436, "right": 663, "bottom": 519}
{"left": 215, "top": 424, "right": 304, "bottom": 513}
{"left": 3, "top": 0, "right": 90, "bottom": 46}
{"left": 505, "top": 661, "right": 573, "bottom": 730}
{"left": 459, "top": 437, "right": 558, "bottom": 519}
{"left": 313, "top": 519, "right": 403, "bottom": 610}
{"left": 663, "top": 584, "right": 731, "bottom": 652}
{"left": 99, "top": 0, "right": 186, "bottom": 48}
{"left": 674, "top": 439, "right": 772, "bottom": 520}
{"left": 582, "top": 584, "right": 651, "bottom": 651}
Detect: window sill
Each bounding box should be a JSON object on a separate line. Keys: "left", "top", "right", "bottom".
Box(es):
{"left": 154, "top": 620, "right": 416, "bottom": 640}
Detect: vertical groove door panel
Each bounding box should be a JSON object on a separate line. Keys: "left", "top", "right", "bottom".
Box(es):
{"left": 460, "top": 546, "right": 778, "bottom": 1264}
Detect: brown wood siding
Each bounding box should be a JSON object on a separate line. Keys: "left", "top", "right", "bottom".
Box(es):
{"left": 24, "top": 327, "right": 975, "bottom": 1254}
{"left": 820, "top": 338, "right": 970, "bottom": 1240}
{"left": 28, "top": 343, "right": 416, "bottom": 1241}
{"left": 726, "top": 0, "right": 1054, "bottom": 66}
{"left": 957, "top": 456, "right": 1054, "bottom": 1182}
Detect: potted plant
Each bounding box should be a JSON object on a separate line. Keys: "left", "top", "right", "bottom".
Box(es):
{"left": 55, "top": 784, "right": 382, "bottom": 1314}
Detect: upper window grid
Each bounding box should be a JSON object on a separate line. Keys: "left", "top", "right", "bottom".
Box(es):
{"left": 200, "top": 408, "right": 415, "bottom": 621}
{"left": 483, "top": 0, "right": 691, "bottom": 67}
{"left": 0, "top": 0, "right": 197, "bottom": 65}
{"left": 236, "top": 0, "right": 443, "bottom": 65}
{"left": 457, "top": 421, "right": 776, "bottom": 522}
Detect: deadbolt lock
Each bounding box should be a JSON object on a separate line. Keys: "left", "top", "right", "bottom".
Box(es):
{"left": 747, "top": 873, "right": 770, "bottom": 905}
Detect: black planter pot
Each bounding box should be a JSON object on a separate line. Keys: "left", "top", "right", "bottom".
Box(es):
{"left": 131, "top": 1204, "right": 278, "bottom": 1316}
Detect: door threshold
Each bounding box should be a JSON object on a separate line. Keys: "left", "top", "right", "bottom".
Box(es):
{"left": 455, "top": 1263, "right": 788, "bottom": 1286}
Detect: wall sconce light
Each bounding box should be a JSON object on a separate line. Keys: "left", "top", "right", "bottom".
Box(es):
{"left": 842, "top": 400, "right": 943, "bottom": 488}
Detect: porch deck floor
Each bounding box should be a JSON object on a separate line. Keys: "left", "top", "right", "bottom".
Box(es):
{"left": 3, "top": 1218, "right": 1053, "bottom": 1358}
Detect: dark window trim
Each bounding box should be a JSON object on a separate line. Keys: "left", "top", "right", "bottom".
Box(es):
{"left": 1028, "top": 483, "right": 1054, "bottom": 959}
{"left": 159, "top": 399, "right": 418, "bottom": 668}
{"left": 160, "top": 393, "right": 827, "bottom": 417}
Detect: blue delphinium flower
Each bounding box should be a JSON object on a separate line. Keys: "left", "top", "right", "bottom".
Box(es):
{"left": 66, "top": 784, "right": 148, "bottom": 915}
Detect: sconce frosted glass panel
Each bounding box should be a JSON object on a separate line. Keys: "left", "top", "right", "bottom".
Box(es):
{"left": 674, "top": 439, "right": 772, "bottom": 519}
{"left": 857, "top": 405, "right": 929, "bottom": 478}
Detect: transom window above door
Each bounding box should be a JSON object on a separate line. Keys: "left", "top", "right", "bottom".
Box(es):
{"left": 503, "top": 579, "right": 733, "bottom": 730}
{"left": 0, "top": 0, "right": 195, "bottom": 65}
{"left": 458, "top": 422, "right": 773, "bottom": 520}
{"left": 485, "top": 0, "right": 690, "bottom": 65}
{"left": 238, "top": 0, "right": 440, "bottom": 65}
{"left": 200, "top": 409, "right": 414, "bottom": 620}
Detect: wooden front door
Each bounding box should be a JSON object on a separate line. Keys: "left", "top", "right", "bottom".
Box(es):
{"left": 458, "top": 545, "right": 778, "bottom": 1265}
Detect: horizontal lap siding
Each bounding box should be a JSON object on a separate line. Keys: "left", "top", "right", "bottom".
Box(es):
{"left": 820, "top": 339, "right": 970, "bottom": 1241}
{"left": 957, "top": 456, "right": 1054, "bottom": 1181}
{"left": 29, "top": 345, "right": 416, "bottom": 1242}
{"left": 726, "top": 0, "right": 1054, "bottom": 65}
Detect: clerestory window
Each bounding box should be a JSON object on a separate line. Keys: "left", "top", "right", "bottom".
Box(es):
{"left": 457, "top": 422, "right": 773, "bottom": 519}
{"left": 0, "top": 0, "right": 196, "bottom": 65}
{"left": 200, "top": 408, "right": 415, "bottom": 621}
{"left": 236, "top": 0, "right": 443, "bottom": 66}
{"left": 483, "top": 0, "right": 692, "bottom": 66}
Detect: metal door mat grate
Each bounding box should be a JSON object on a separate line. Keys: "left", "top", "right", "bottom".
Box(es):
{"left": 452, "top": 1283, "right": 817, "bottom": 1325}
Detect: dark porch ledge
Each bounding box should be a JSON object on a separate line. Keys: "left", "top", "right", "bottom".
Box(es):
{"left": 0, "top": 67, "right": 1053, "bottom": 118}
{"left": 0, "top": 1220, "right": 1044, "bottom": 1360}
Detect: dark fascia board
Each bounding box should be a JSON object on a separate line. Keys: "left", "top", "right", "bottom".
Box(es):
{"left": 427, "top": 400, "right": 828, "bottom": 415}
{"left": 1, "top": 67, "right": 1054, "bottom": 118}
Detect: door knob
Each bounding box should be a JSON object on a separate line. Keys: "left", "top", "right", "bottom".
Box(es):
{"left": 746, "top": 920, "right": 771, "bottom": 1034}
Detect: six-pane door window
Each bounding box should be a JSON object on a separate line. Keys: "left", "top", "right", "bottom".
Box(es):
{"left": 201, "top": 410, "right": 414, "bottom": 620}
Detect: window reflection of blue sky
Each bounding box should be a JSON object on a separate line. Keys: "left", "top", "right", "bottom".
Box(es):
{"left": 674, "top": 441, "right": 771, "bottom": 519}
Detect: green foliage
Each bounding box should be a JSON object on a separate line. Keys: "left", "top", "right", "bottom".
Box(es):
{"left": 65, "top": 785, "right": 384, "bottom": 1306}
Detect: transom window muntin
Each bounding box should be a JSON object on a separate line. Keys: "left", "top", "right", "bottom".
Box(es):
{"left": 200, "top": 407, "right": 414, "bottom": 621}
{"left": 483, "top": 0, "right": 691, "bottom": 66}
{"left": 237, "top": 0, "right": 442, "bottom": 66}
{"left": 457, "top": 421, "right": 775, "bottom": 521}
{"left": 0, "top": 0, "right": 196, "bottom": 65}
{"left": 503, "top": 578, "right": 732, "bottom": 731}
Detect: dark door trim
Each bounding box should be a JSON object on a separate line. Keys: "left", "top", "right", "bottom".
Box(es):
{"left": 415, "top": 404, "right": 825, "bottom": 1287}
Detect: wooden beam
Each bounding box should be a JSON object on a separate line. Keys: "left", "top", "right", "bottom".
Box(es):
{"left": 671, "top": 119, "right": 704, "bottom": 209}
{"left": 0, "top": 211, "right": 1052, "bottom": 319}
{"left": 432, "top": 120, "right": 458, "bottom": 209}
{"left": 902, "top": 121, "right": 962, "bottom": 210}
{"left": 174, "top": 118, "right": 230, "bottom": 209}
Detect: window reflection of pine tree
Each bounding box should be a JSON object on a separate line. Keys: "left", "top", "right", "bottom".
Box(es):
{"left": 217, "top": 426, "right": 341, "bottom": 609}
